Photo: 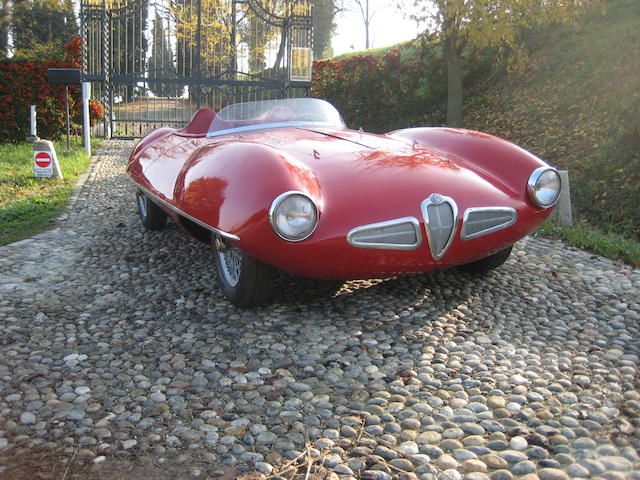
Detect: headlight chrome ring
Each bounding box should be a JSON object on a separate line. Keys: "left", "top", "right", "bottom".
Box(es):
{"left": 269, "top": 191, "right": 318, "bottom": 242}
{"left": 527, "top": 166, "right": 561, "bottom": 209}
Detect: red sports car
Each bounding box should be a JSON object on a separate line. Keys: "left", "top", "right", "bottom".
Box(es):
{"left": 127, "top": 98, "right": 560, "bottom": 306}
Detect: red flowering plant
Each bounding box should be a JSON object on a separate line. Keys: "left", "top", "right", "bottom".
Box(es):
{"left": 0, "top": 37, "right": 83, "bottom": 142}
{"left": 73, "top": 99, "right": 105, "bottom": 126}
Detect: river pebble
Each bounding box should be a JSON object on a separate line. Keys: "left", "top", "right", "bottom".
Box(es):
{"left": 0, "top": 140, "right": 638, "bottom": 478}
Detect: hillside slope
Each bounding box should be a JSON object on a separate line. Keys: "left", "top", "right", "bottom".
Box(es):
{"left": 463, "top": 0, "right": 639, "bottom": 238}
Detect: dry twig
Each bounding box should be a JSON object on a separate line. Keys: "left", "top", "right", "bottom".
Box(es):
{"left": 61, "top": 446, "right": 80, "bottom": 480}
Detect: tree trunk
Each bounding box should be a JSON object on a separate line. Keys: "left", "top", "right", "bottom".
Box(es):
{"left": 0, "top": 0, "right": 8, "bottom": 56}
{"left": 273, "top": 27, "right": 286, "bottom": 70}
{"left": 364, "top": 0, "right": 369, "bottom": 49}
{"left": 365, "top": 20, "right": 369, "bottom": 49}
{"left": 444, "top": 35, "right": 463, "bottom": 127}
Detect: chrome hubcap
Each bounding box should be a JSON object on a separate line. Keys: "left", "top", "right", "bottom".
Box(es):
{"left": 217, "top": 242, "right": 242, "bottom": 287}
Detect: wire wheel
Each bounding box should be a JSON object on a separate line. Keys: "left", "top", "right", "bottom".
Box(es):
{"left": 217, "top": 244, "right": 243, "bottom": 287}
{"left": 212, "top": 235, "right": 275, "bottom": 307}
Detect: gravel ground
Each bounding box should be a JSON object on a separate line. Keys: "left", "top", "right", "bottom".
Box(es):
{"left": 1, "top": 139, "right": 639, "bottom": 480}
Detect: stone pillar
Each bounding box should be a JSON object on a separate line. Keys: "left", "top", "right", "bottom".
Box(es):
{"left": 549, "top": 170, "right": 572, "bottom": 226}
{"left": 33, "top": 139, "right": 63, "bottom": 179}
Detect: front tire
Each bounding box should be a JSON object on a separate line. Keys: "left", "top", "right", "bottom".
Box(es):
{"left": 461, "top": 246, "right": 513, "bottom": 274}
{"left": 136, "top": 191, "right": 167, "bottom": 231}
{"left": 213, "top": 236, "right": 274, "bottom": 307}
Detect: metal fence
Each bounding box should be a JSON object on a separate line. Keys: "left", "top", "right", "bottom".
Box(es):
{"left": 80, "top": 0, "right": 312, "bottom": 137}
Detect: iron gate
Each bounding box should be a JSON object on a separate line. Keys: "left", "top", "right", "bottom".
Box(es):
{"left": 81, "top": 0, "right": 313, "bottom": 137}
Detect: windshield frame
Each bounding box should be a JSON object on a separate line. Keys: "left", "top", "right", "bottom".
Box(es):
{"left": 206, "top": 98, "right": 345, "bottom": 137}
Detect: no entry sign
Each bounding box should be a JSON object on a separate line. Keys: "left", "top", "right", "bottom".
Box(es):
{"left": 33, "top": 140, "right": 62, "bottom": 179}
{"left": 35, "top": 151, "right": 52, "bottom": 168}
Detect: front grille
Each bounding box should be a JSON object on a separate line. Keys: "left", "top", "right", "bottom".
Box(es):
{"left": 422, "top": 194, "right": 458, "bottom": 260}
{"left": 347, "top": 217, "right": 421, "bottom": 250}
{"left": 461, "top": 207, "right": 517, "bottom": 240}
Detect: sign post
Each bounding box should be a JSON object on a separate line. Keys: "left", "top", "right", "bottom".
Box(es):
{"left": 27, "top": 105, "right": 38, "bottom": 142}
{"left": 33, "top": 140, "right": 63, "bottom": 179}
{"left": 82, "top": 82, "right": 91, "bottom": 157}
{"left": 65, "top": 85, "right": 71, "bottom": 150}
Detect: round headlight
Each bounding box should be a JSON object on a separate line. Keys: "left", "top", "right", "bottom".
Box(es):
{"left": 269, "top": 191, "right": 318, "bottom": 241}
{"left": 527, "top": 167, "right": 561, "bottom": 208}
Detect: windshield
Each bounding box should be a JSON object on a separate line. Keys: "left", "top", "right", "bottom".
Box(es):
{"left": 207, "top": 98, "right": 345, "bottom": 136}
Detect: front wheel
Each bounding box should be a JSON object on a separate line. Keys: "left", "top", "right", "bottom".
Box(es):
{"left": 136, "top": 191, "right": 167, "bottom": 231}
{"left": 460, "top": 246, "right": 513, "bottom": 274}
{"left": 213, "top": 236, "right": 274, "bottom": 307}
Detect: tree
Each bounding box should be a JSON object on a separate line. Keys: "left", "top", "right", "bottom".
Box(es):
{"left": 351, "top": 0, "right": 385, "bottom": 50}
{"left": 312, "top": 0, "right": 338, "bottom": 59}
{"left": 148, "top": 14, "right": 177, "bottom": 96}
{"left": 407, "top": 0, "right": 598, "bottom": 126}
{"left": 0, "top": 0, "right": 9, "bottom": 57}
{"left": 353, "top": 0, "right": 371, "bottom": 49}
{"left": 12, "top": 0, "right": 78, "bottom": 59}
{"left": 173, "top": 0, "right": 234, "bottom": 100}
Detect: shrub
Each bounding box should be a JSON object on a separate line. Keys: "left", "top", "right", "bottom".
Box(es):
{"left": 0, "top": 37, "right": 89, "bottom": 142}
{"left": 73, "top": 99, "right": 106, "bottom": 126}
{"left": 312, "top": 37, "right": 449, "bottom": 132}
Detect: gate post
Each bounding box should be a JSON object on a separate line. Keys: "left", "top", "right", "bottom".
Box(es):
{"left": 105, "top": 3, "right": 112, "bottom": 138}
{"left": 195, "top": 0, "right": 202, "bottom": 109}
{"left": 80, "top": 0, "right": 112, "bottom": 138}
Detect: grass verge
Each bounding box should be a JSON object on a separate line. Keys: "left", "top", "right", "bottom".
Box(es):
{"left": 0, "top": 138, "right": 101, "bottom": 246}
{"left": 535, "top": 219, "right": 640, "bottom": 267}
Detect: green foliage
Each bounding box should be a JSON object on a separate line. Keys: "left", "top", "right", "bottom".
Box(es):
{"left": 404, "top": 0, "right": 599, "bottom": 126}
{"left": 11, "top": 0, "right": 77, "bottom": 60}
{"left": 0, "top": 0, "right": 8, "bottom": 56}
{"left": 312, "top": 0, "right": 337, "bottom": 60}
{"left": 332, "top": 42, "right": 402, "bottom": 61}
{"left": 148, "top": 14, "right": 177, "bottom": 97}
{"left": 0, "top": 138, "right": 99, "bottom": 245}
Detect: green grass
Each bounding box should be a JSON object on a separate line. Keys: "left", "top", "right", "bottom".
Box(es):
{"left": 331, "top": 40, "right": 413, "bottom": 61}
{"left": 535, "top": 219, "right": 640, "bottom": 267}
{"left": 0, "top": 138, "right": 100, "bottom": 245}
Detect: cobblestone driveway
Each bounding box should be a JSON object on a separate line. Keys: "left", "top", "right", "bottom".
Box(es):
{"left": 1, "top": 140, "right": 639, "bottom": 479}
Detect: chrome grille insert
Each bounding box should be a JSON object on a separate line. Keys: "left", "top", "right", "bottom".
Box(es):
{"left": 421, "top": 193, "right": 458, "bottom": 260}
{"left": 461, "top": 207, "right": 517, "bottom": 241}
{"left": 347, "top": 217, "right": 422, "bottom": 250}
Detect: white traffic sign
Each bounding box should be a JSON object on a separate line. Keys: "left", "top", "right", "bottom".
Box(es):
{"left": 34, "top": 151, "right": 53, "bottom": 177}
{"left": 33, "top": 140, "right": 63, "bottom": 179}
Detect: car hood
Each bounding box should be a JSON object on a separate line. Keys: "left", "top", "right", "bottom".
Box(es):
{"left": 232, "top": 126, "right": 462, "bottom": 177}
{"left": 234, "top": 126, "right": 517, "bottom": 206}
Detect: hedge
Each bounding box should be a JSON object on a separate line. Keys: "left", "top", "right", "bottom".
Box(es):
{"left": 311, "top": 38, "right": 449, "bottom": 133}
{"left": 0, "top": 38, "right": 103, "bottom": 143}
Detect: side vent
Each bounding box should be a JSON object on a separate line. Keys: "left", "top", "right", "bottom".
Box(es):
{"left": 461, "top": 207, "right": 517, "bottom": 240}
{"left": 347, "top": 217, "right": 422, "bottom": 250}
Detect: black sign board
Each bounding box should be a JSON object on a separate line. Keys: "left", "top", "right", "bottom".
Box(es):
{"left": 47, "top": 68, "right": 81, "bottom": 84}
{"left": 47, "top": 68, "right": 82, "bottom": 149}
